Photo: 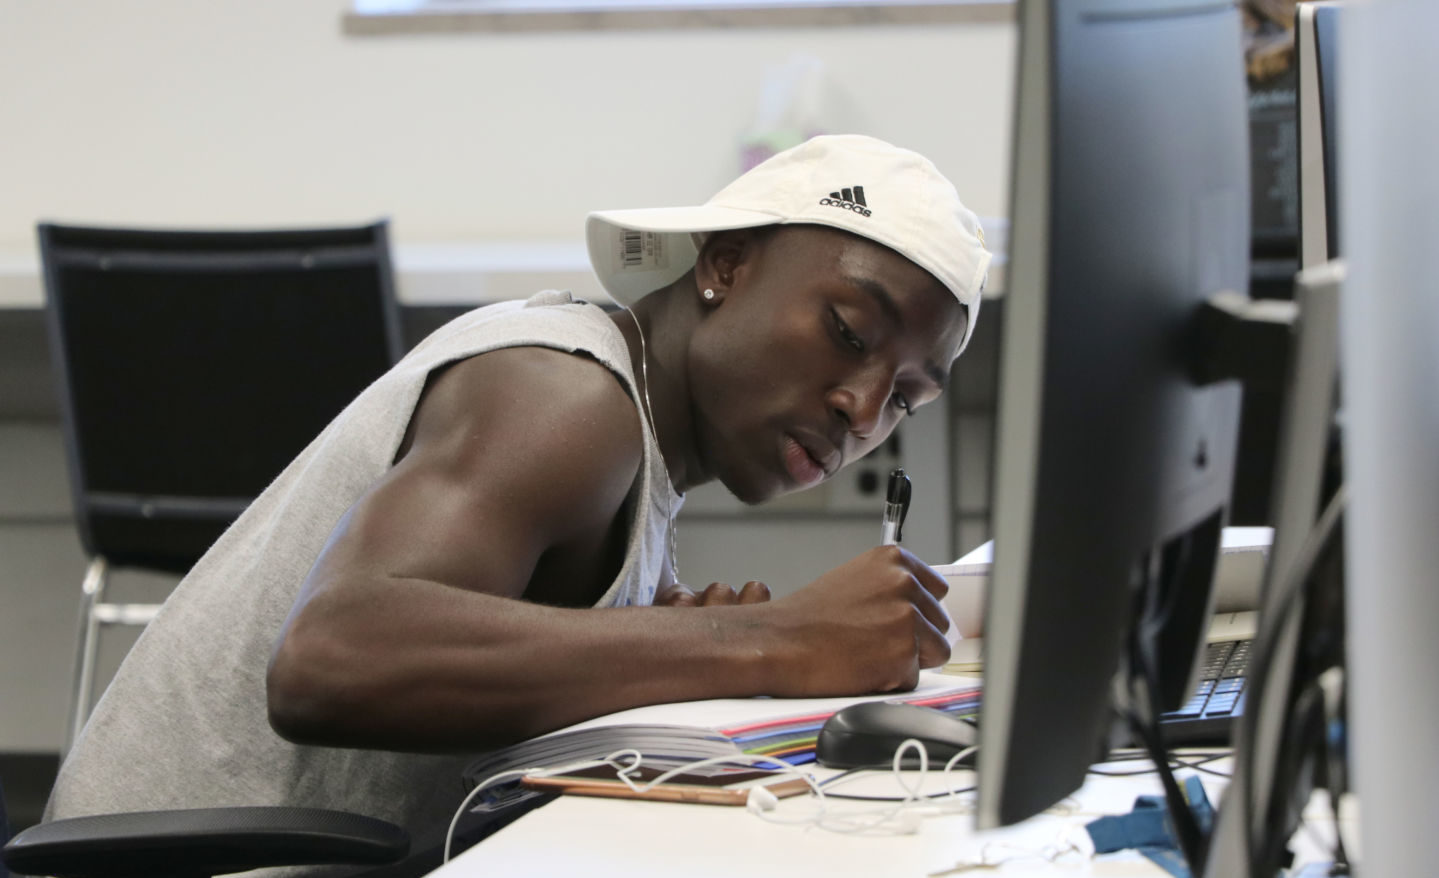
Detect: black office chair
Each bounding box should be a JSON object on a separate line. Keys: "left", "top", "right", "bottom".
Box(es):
{"left": 38, "top": 221, "right": 404, "bottom": 750}
{"left": 1, "top": 777, "right": 9, "bottom": 878}
{"left": 1, "top": 798, "right": 409, "bottom": 878}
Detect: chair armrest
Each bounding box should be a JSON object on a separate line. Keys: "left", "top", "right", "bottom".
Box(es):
{"left": 2, "top": 806, "right": 409, "bottom": 878}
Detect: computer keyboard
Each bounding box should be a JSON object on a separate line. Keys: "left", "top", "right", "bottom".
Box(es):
{"left": 1158, "top": 637, "right": 1251, "bottom": 746}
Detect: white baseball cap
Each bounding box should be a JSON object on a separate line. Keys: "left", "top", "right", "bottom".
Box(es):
{"left": 586, "top": 134, "right": 991, "bottom": 351}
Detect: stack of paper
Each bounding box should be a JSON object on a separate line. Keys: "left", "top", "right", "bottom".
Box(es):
{"left": 936, "top": 526, "right": 1275, "bottom": 675}
{"left": 462, "top": 672, "right": 982, "bottom": 794}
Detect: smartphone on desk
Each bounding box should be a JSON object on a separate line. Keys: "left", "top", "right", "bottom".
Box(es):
{"left": 520, "top": 765, "right": 811, "bottom": 806}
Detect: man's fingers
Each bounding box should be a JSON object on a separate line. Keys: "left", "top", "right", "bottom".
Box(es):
{"left": 900, "top": 548, "right": 949, "bottom": 601}
{"left": 655, "top": 583, "right": 698, "bottom": 607}
{"left": 737, "top": 581, "right": 771, "bottom": 604}
{"left": 878, "top": 546, "right": 951, "bottom": 635}
{"left": 915, "top": 607, "right": 953, "bottom": 669}
{"left": 905, "top": 570, "right": 953, "bottom": 637}
{"left": 699, "top": 582, "right": 739, "bottom": 606}
{"left": 666, "top": 581, "right": 771, "bottom": 607}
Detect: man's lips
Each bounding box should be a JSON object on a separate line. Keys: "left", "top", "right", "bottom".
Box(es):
{"left": 781, "top": 433, "right": 840, "bottom": 488}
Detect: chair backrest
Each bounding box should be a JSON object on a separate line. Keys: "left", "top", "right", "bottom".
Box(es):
{"left": 39, "top": 221, "right": 403, "bottom": 573}
{"left": 1, "top": 775, "right": 10, "bottom": 878}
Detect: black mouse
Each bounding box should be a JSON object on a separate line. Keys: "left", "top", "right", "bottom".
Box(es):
{"left": 816, "top": 702, "right": 979, "bottom": 769}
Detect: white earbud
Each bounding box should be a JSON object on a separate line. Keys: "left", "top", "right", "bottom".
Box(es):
{"left": 746, "top": 785, "right": 780, "bottom": 814}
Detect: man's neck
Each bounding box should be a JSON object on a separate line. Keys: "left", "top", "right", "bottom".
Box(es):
{"left": 615, "top": 283, "right": 711, "bottom": 495}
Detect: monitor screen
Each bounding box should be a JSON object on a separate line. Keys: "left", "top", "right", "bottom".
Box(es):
{"left": 977, "top": 0, "right": 1250, "bottom": 829}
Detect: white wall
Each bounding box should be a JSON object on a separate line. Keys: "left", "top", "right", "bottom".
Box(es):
{"left": 0, "top": 2, "right": 1015, "bottom": 752}
{"left": 0, "top": 1, "right": 1015, "bottom": 249}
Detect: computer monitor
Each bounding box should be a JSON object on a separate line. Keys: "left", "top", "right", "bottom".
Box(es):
{"left": 1332, "top": 2, "right": 1439, "bottom": 874}
{"left": 976, "top": 0, "right": 1251, "bottom": 830}
{"left": 1297, "top": 3, "right": 1341, "bottom": 269}
{"left": 1229, "top": 3, "right": 1343, "bottom": 526}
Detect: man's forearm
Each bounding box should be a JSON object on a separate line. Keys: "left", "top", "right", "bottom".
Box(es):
{"left": 266, "top": 575, "right": 781, "bottom": 753}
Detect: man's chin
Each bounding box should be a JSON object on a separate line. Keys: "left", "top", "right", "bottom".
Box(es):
{"left": 720, "top": 470, "right": 815, "bottom": 507}
{"left": 707, "top": 437, "right": 827, "bottom": 506}
{"left": 723, "top": 481, "right": 776, "bottom": 507}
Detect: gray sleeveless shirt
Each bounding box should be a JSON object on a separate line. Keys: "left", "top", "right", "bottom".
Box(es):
{"left": 46, "top": 291, "right": 682, "bottom": 861}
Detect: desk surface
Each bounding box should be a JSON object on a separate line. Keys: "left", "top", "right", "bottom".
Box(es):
{"left": 432, "top": 756, "right": 1342, "bottom": 877}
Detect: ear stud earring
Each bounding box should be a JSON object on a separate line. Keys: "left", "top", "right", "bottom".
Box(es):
{"left": 702, "top": 289, "right": 716, "bottom": 301}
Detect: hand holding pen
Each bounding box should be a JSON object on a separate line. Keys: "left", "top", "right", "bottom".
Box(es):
{"left": 880, "top": 467, "right": 911, "bottom": 546}
{"left": 753, "top": 465, "right": 952, "bottom": 691}
{"left": 880, "top": 465, "right": 959, "bottom": 651}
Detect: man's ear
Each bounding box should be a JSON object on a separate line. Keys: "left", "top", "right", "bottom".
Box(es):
{"left": 694, "top": 228, "right": 766, "bottom": 303}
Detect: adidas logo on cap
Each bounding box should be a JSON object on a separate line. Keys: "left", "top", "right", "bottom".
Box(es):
{"left": 818, "top": 185, "right": 872, "bottom": 217}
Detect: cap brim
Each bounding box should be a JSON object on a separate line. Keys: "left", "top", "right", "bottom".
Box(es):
{"left": 586, "top": 205, "right": 781, "bottom": 306}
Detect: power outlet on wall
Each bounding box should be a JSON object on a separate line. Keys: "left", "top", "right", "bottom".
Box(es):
{"left": 822, "top": 431, "right": 904, "bottom": 514}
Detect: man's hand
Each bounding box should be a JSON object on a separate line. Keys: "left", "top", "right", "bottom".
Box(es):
{"left": 655, "top": 580, "right": 772, "bottom": 607}
{"left": 758, "top": 545, "right": 952, "bottom": 696}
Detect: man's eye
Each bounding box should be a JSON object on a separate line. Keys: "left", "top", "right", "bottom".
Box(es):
{"left": 891, "top": 392, "right": 913, "bottom": 416}
{"left": 832, "top": 310, "right": 864, "bottom": 352}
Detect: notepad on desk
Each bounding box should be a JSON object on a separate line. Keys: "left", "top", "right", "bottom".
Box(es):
{"left": 460, "top": 672, "right": 981, "bottom": 807}
{"left": 934, "top": 526, "right": 1274, "bottom": 676}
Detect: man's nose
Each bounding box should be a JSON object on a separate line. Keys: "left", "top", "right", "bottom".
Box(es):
{"left": 829, "top": 377, "right": 889, "bottom": 441}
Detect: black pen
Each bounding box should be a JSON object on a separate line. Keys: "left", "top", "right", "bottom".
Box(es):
{"left": 880, "top": 467, "right": 911, "bottom": 546}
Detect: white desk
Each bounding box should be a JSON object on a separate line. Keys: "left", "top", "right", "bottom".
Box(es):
{"left": 431, "top": 756, "right": 1343, "bottom": 877}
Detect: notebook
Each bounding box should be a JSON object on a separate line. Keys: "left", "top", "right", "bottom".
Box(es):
{"left": 935, "top": 526, "right": 1273, "bottom": 675}
{"left": 460, "top": 671, "right": 982, "bottom": 805}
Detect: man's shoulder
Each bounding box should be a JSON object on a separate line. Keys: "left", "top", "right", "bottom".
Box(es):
{"left": 405, "top": 343, "right": 643, "bottom": 493}
{"left": 390, "top": 344, "right": 643, "bottom": 548}
{"left": 444, "top": 343, "right": 638, "bottom": 426}
{"left": 418, "top": 293, "right": 620, "bottom": 362}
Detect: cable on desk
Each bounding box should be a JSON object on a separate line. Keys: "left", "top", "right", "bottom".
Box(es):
{"left": 444, "top": 750, "right": 641, "bottom": 863}
{"left": 764, "top": 739, "right": 963, "bottom": 835}
{"left": 445, "top": 749, "right": 828, "bottom": 861}
{"left": 714, "top": 739, "right": 980, "bottom": 834}
{"left": 818, "top": 766, "right": 868, "bottom": 787}
{"left": 1088, "top": 751, "right": 1233, "bottom": 779}
{"left": 1324, "top": 787, "right": 1352, "bottom": 874}
{"left": 1238, "top": 486, "right": 1347, "bottom": 878}
{"left": 1119, "top": 533, "right": 1212, "bottom": 874}
{"left": 818, "top": 744, "right": 978, "bottom": 802}
{"left": 816, "top": 788, "right": 977, "bottom": 803}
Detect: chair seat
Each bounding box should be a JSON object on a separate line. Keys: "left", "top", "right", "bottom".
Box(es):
{"left": 3, "top": 806, "right": 410, "bottom": 878}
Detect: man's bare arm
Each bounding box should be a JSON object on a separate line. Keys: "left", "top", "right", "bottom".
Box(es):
{"left": 267, "top": 347, "right": 950, "bottom": 753}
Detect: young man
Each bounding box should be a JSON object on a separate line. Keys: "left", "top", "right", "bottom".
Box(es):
{"left": 47, "top": 135, "right": 991, "bottom": 860}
